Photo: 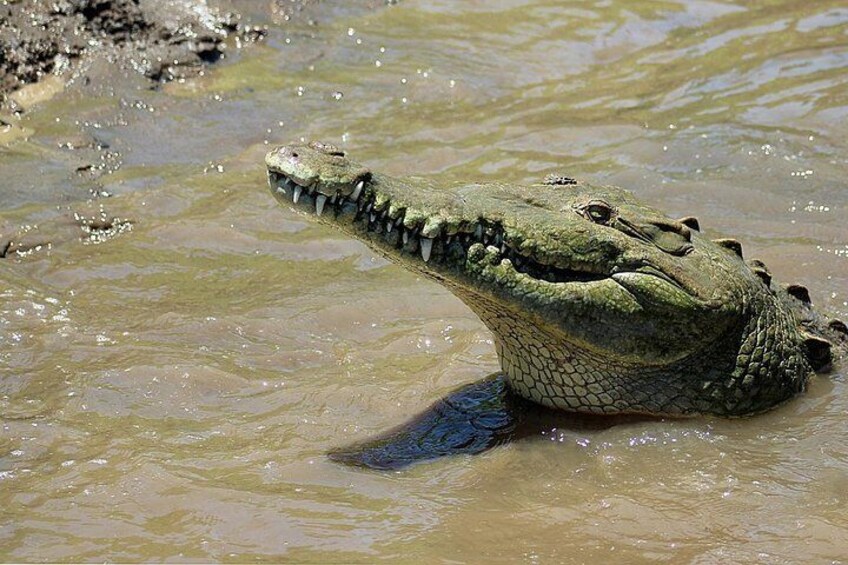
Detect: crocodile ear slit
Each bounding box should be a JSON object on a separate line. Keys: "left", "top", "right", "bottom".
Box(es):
{"left": 786, "top": 284, "right": 812, "bottom": 304}
{"left": 713, "top": 238, "right": 743, "bottom": 258}
{"left": 678, "top": 216, "right": 700, "bottom": 231}
{"left": 801, "top": 332, "right": 832, "bottom": 371}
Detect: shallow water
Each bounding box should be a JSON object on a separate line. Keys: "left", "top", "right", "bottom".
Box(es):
{"left": 2, "top": 0, "right": 848, "bottom": 562}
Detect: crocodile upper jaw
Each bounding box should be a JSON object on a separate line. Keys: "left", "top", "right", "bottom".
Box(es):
{"left": 267, "top": 169, "right": 611, "bottom": 286}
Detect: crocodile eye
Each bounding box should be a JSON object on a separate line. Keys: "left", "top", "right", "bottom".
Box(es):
{"left": 579, "top": 201, "right": 615, "bottom": 225}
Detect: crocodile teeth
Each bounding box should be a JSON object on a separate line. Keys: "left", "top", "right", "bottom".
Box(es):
{"left": 315, "top": 194, "right": 327, "bottom": 216}
{"left": 387, "top": 222, "right": 393, "bottom": 233}
{"left": 330, "top": 194, "right": 338, "bottom": 204}
{"left": 370, "top": 212, "right": 377, "bottom": 223}
{"left": 403, "top": 230, "right": 409, "bottom": 245}
{"left": 420, "top": 237, "right": 433, "bottom": 262}
{"left": 350, "top": 180, "right": 364, "bottom": 202}
{"left": 474, "top": 224, "right": 483, "bottom": 239}
{"left": 293, "top": 185, "right": 302, "bottom": 204}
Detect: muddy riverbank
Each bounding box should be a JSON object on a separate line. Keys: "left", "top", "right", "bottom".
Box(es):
{"left": 0, "top": 0, "right": 265, "bottom": 104}
{"left": 0, "top": 0, "right": 267, "bottom": 257}
{"left": 0, "top": 0, "right": 393, "bottom": 258}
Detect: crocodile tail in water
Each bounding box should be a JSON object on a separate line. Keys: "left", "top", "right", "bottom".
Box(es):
{"left": 328, "top": 374, "right": 527, "bottom": 470}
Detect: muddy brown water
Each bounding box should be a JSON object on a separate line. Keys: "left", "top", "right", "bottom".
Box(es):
{"left": 2, "top": 1, "right": 848, "bottom": 562}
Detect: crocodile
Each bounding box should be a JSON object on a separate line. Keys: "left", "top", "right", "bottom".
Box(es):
{"left": 265, "top": 141, "right": 847, "bottom": 468}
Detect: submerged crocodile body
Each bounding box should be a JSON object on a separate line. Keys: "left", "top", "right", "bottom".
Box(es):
{"left": 265, "top": 142, "right": 846, "bottom": 465}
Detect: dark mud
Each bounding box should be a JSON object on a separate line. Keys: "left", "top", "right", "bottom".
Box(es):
{"left": 0, "top": 0, "right": 266, "bottom": 103}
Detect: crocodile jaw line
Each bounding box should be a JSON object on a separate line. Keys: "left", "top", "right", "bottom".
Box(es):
{"left": 267, "top": 170, "right": 610, "bottom": 288}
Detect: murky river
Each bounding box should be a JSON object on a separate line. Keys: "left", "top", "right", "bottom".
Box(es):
{"left": 2, "top": 0, "right": 848, "bottom": 562}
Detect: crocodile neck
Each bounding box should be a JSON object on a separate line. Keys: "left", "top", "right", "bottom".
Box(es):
{"left": 452, "top": 280, "right": 809, "bottom": 416}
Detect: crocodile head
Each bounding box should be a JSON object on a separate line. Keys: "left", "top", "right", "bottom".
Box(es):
{"left": 266, "top": 142, "right": 826, "bottom": 416}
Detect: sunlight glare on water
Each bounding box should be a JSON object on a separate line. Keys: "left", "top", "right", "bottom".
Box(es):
{"left": 1, "top": 0, "right": 847, "bottom": 562}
